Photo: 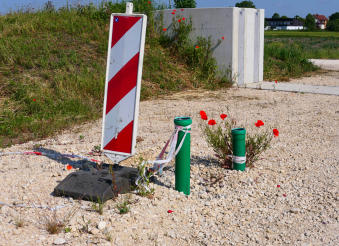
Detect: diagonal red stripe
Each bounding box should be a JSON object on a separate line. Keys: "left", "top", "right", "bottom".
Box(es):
{"left": 106, "top": 52, "right": 139, "bottom": 114}
{"left": 104, "top": 120, "right": 134, "bottom": 153}
{"left": 111, "top": 16, "right": 141, "bottom": 48}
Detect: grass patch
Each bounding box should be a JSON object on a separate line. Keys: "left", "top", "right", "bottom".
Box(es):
{"left": 264, "top": 30, "right": 339, "bottom": 81}
{"left": 265, "top": 30, "right": 339, "bottom": 38}
{"left": 0, "top": 1, "right": 225, "bottom": 147}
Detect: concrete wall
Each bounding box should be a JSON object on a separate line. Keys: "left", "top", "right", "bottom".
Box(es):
{"left": 155, "top": 7, "right": 264, "bottom": 85}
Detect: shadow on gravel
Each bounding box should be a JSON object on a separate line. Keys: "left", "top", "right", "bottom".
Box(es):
{"left": 191, "top": 155, "right": 221, "bottom": 168}
{"left": 33, "top": 147, "right": 102, "bottom": 170}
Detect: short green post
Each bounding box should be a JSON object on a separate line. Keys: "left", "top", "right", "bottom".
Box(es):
{"left": 231, "top": 128, "right": 246, "bottom": 171}
{"left": 174, "top": 116, "right": 192, "bottom": 195}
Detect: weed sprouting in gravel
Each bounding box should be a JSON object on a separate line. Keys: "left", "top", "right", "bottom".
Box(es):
{"left": 200, "top": 111, "right": 277, "bottom": 168}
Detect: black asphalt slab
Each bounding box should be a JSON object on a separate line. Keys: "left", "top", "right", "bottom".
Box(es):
{"left": 53, "top": 165, "right": 138, "bottom": 202}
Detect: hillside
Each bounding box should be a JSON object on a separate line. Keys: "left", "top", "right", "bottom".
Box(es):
{"left": 0, "top": 4, "right": 206, "bottom": 147}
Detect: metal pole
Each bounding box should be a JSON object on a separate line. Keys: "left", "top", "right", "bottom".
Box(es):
{"left": 174, "top": 117, "right": 192, "bottom": 195}
{"left": 126, "top": 2, "right": 133, "bottom": 14}
{"left": 231, "top": 128, "right": 246, "bottom": 171}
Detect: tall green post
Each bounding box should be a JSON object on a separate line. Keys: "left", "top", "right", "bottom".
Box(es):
{"left": 174, "top": 117, "right": 192, "bottom": 195}
{"left": 231, "top": 128, "right": 246, "bottom": 171}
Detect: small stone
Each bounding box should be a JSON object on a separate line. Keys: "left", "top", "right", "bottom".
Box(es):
{"left": 98, "top": 221, "right": 106, "bottom": 230}
{"left": 90, "top": 228, "right": 100, "bottom": 235}
{"left": 53, "top": 238, "right": 66, "bottom": 245}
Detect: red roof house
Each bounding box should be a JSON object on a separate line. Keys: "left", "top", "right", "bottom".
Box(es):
{"left": 313, "top": 14, "right": 328, "bottom": 29}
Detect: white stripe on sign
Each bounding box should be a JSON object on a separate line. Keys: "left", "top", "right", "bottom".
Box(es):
{"left": 103, "top": 86, "right": 136, "bottom": 147}
{"left": 108, "top": 18, "right": 143, "bottom": 82}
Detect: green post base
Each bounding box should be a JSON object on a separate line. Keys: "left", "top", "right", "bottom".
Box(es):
{"left": 174, "top": 117, "right": 192, "bottom": 195}
{"left": 231, "top": 128, "right": 246, "bottom": 171}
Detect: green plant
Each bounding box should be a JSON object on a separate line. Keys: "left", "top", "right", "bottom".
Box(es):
{"left": 64, "top": 227, "right": 71, "bottom": 233}
{"left": 15, "top": 217, "right": 24, "bottom": 228}
{"left": 174, "top": 0, "right": 196, "bottom": 8}
{"left": 200, "top": 111, "right": 276, "bottom": 168}
{"left": 304, "top": 13, "right": 316, "bottom": 31}
{"left": 79, "top": 135, "right": 84, "bottom": 140}
{"left": 235, "top": 1, "right": 256, "bottom": 8}
{"left": 80, "top": 215, "right": 91, "bottom": 233}
{"left": 135, "top": 158, "right": 155, "bottom": 197}
{"left": 91, "top": 197, "right": 104, "bottom": 215}
{"left": 44, "top": 206, "right": 77, "bottom": 234}
{"left": 45, "top": 213, "right": 65, "bottom": 234}
{"left": 116, "top": 200, "right": 130, "bottom": 214}
{"left": 159, "top": 15, "right": 234, "bottom": 87}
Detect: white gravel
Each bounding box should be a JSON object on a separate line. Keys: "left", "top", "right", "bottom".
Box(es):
{"left": 310, "top": 59, "right": 339, "bottom": 71}
{"left": 0, "top": 86, "right": 338, "bottom": 245}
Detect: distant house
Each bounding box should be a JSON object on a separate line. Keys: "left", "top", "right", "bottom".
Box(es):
{"left": 265, "top": 18, "right": 304, "bottom": 30}
{"left": 313, "top": 14, "right": 328, "bottom": 29}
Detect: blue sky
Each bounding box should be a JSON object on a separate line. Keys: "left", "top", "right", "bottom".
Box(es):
{"left": 0, "top": 0, "right": 338, "bottom": 18}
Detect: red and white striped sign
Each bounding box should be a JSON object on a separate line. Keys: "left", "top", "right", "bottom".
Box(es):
{"left": 101, "top": 14, "right": 147, "bottom": 157}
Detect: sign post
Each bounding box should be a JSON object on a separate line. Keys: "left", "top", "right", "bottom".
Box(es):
{"left": 101, "top": 3, "right": 147, "bottom": 164}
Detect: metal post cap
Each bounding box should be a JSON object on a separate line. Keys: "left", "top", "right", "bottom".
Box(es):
{"left": 174, "top": 117, "right": 192, "bottom": 127}
{"left": 231, "top": 127, "right": 246, "bottom": 135}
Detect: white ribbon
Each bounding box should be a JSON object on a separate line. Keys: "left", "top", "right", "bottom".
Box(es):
{"left": 135, "top": 125, "right": 191, "bottom": 192}
{"left": 150, "top": 125, "right": 191, "bottom": 173}
{"left": 232, "top": 155, "right": 246, "bottom": 164}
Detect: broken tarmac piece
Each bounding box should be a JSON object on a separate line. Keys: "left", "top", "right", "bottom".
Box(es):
{"left": 53, "top": 165, "right": 138, "bottom": 202}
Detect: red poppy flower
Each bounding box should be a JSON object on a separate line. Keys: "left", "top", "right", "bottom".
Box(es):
{"left": 33, "top": 99, "right": 36, "bottom": 102}
{"left": 66, "top": 164, "right": 72, "bottom": 170}
{"left": 275, "top": 80, "right": 278, "bottom": 84}
{"left": 220, "top": 114, "right": 227, "bottom": 120}
{"left": 283, "top": 194, "right": 287, "bottom": 197}
{"left": 181, "top": 8, "right": 184, "bottom": 11}
{"left": 167, "top": 210, "right": 174, "bottom": 213}
{"left": 178, "top": 19, "right": 182, "bottom": 23}
{"left": 173, "top": 9, "right": 177, "bottom": 12}
{"left": 195, "top": 45, "right": 199, "bottom": 49}
{"left": 182, "top": 17, "right": 185, "bottom": 20}
{"left": 163, "top": 28, "right": 167, "bottom": 31}
{"left": 273, "top": 128, "right": 279, "bottom": 137}
{"left": 277, "top": 185, "right": 280, "bottom": 188}
{"left": 171, "top": 12, "right": 175, "bottom": 15}
{"left": 148, "top": 1, "right": 151, "bottom": 4}
{"left": 208, "top": 119, "right": 216, "bottom": 126}
{"left": 200, "top": 110, "right": 207, "bottom": 120}
{"left": 255, "top": 120, "right": 264, "bottom": 127}
{"left": 221, "top": 36, "right": 225, "bottom": 40}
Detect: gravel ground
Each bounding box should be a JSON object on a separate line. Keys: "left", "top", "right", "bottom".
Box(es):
{"left": 0, "top": 87, "right": 338, "bottom": 245}
{"left": 280, "top": 59, "right": 339, "bottom": 87}
{"left": 310, "top": 59, "right": 339, "bottom": 71}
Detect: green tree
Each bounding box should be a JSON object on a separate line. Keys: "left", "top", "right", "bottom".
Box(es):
{"left": 174, "top": 0, "right": 196, "bottom": 8}
{"left": 272, "top": 13, "right": 280, "bottom": 19}
{"left": 235, "top": 1, "right": 256, "bottom": 8}
{"left": 281, "top": 16, "right": 288, "bottom": 19}
{"left": 327, "top": 12, "right": 339, "bottom": 31}
{"left": 304, "top": 13, "right": 316, "bottom": 31}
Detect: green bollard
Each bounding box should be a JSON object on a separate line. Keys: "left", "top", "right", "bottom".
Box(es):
{"left": 174, "top": 116, "right": 192, "bottom": 195}
{"left": 231, "top": 128, "right": 246, "bottom": 171}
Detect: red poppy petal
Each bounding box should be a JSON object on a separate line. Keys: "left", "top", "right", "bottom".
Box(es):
{"left": 277, "top": 185, "right": 280, "bottom": 188}
{"left": 221, "top": 36, "right": 225, "bottom": 40}
{"left": 182, "top": 17, "right": 185, "bottom": 20}
{"left": 195, "top": 45, "right": 199, "bottom": 49}
{"left": 167, "top": 210, "right": 174, "bottom": 213}
{"left": 66, "top": 164, "right": 72, "bottom": 170}
{"left": 163, "top": 28, "right": 167, "bottom": 31}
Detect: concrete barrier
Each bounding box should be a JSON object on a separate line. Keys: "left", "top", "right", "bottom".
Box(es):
{"left": 156, "top": 7, "right": 264, "bottom": 85}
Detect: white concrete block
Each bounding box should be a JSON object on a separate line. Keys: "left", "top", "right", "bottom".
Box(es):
{"left": 156, "top": 7, "right": 264, "bottom": 85}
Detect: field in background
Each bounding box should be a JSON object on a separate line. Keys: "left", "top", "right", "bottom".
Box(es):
{"left": 265, "top": 30, "right": 339, "bottom": 38}
{"left": 264, "top": 31, "right": 339, "bottom": 81}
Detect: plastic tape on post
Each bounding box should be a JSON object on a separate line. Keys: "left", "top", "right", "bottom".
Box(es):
{"left": 232, "top": 156, "right": 246, "bottom": 164}
{"left": 135, "top": 125, "right": 191, "bottom": 191}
